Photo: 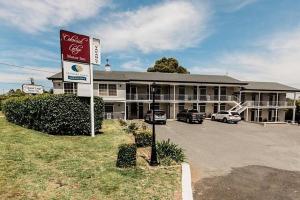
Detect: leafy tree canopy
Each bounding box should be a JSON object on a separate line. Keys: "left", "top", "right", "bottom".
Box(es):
{"left": 147, "top": 57, "right": 189, "bottom": 74}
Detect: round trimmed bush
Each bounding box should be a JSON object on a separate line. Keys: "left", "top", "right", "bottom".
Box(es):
{"left": 2, "top": 94, "right": 104, "bottom": 135}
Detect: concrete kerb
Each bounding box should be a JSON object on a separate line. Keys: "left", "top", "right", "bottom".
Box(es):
{"left": 182, "top": 162, "right": 193, "bottom": 200}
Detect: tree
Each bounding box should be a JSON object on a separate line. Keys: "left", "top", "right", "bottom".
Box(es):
{"left": 147, "top": 57, "right": 189, "bottom": 74}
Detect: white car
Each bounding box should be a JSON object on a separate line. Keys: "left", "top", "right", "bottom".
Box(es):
{"left": 144, "top": 110, "right": 167, "bottom": 124}
{"left": 211, "top": 111, "right": 241, "bottom": 124}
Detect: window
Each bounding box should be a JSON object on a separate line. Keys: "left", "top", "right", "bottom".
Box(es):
{"left": 150, "top": 103, "right": 160, "bottom": 110}
{"left": 64, "top": 83, "right": 77, "bottom": 94}
{"left": 179, "top": 103, "right": 185, "bottom": 111}
{"left": 199, "top": 103, "right": 206, "bottom": 113}
{"left": 220, "top": 103, "right": 226, "bottom": 111}
{"left": 99, "top": 84, "right": 117, "bottom": 96}
{"left": 108, "top": 84, "right": 117, "bottom": 96}
{"left": 193, "top": 103, "right": 197, "bottom": 110}
{"left": 213, "top": 103, "right": 218, "bottom": 113}
{"left": 99, "top": 84, "right": 107, "bottom": 96}
{"left": 104, "top": 104, "right": 114, "bottom": 113}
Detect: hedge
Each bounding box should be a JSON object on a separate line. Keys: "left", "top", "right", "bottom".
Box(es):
{"left": 2, "top": 94, "right": 104, "bottom": 135}
{"left": 134, "top": 131, "right": 152, "bottom": 147}
{"left": 116, "top": 144, "right": 137, "bottom": 168}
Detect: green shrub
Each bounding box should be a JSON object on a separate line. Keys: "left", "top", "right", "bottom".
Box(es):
{"left": 116, "top": 144, "right": 137, "bottom": 168}
{"left": 118, "top": 118, "right": 127, "bottom": 127}
{"left": 125, "top": 122, "right": 139, "bottom": 134}
{"left": 157, "top": 139, "right": 185, "bottom": 165}
{"left": 134, "top": 131, "right": 152, "bottom": 147}
{"left": 2, "top": 94, "right": 104, "bottom": 135}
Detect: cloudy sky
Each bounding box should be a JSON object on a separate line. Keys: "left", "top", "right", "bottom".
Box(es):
{"left": 0, "top": 0, "right": 300, "bottom": 93}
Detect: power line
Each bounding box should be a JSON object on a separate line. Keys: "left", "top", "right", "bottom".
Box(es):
{"left": 0, "top": 62, "right": 57, "bottom": 74}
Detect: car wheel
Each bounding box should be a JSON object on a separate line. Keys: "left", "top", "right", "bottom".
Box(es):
{"left": 223, "top": 118, "right": 227, "bottom": 123}
{"left": 163, "top": 121, "right": 166, "bottom": 125}
{"left": 198, "top": 120, "right": 203, "bottom": 124}
{"left": 211, "top": 116, "right": 215, "bottom": 121}
{"left": 188, "top": 118, "right": 192, "bottom": 124}
{"left": 234, "top": 122, "right": 238, "bottom": 124}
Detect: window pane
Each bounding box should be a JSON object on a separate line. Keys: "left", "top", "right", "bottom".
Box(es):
{"left": 99, "top": 84, "right": 107, "bottom": 96}
{"left": 64, "top": 82, "right": 76, "bottom": 94}
{"left": 108, "top": 84, "right": 117, "bottom": 96}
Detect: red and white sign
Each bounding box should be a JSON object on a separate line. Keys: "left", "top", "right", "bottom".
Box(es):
{"left": 60, "top": 30, "right": 90, "bottom": 63}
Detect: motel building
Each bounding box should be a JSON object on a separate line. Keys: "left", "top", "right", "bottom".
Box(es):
{"left": 48, "top": 70, "right": 299, "bottom": 123}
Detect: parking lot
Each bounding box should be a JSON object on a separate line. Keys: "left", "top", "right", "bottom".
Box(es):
{"left": 156, "top": 120, "right": 300, "bottom": 200}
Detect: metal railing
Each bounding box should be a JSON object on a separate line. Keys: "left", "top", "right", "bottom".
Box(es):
{"left": 126, "top": 93, "right": 241, "bottom": 102}
{"left": 176, "top": 94, "right": 197, "bottom": 101}
{"left": 245, "top": 101, "right": 295, "bottom": 107}
{"left": 126, "top": 93, "right": 172, "bottom": 100}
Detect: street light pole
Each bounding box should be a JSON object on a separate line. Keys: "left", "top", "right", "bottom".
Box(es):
{"left": 150, "top": 82, "right": 159, "bottom": 166}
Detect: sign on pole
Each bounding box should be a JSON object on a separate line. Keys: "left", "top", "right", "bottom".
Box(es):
{"left": 60, "top": 29, "right": 100, "bottom": 137}
{"left": 62, "top": 61, "right": 91, "bottom": 84}
{"left": 22, "top": 84, "right": 43, "bottom": 94}
{"left": 60, "top": 30, "right": 90, "bottom": 63}
{"left": 92, "top": 38, "right": 101, "bottom": 65}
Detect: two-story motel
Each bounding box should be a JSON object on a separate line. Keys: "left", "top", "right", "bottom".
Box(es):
{"left": 48, "top": 71, "right": 299, "bottom": 123}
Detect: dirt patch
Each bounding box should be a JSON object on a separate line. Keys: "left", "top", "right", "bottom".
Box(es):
{"left": 193, "top": 165, "right": 300, "bottom": 200}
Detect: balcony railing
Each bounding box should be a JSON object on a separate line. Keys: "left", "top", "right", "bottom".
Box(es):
{"left": 245, "top": 101, "right": 294, "bottom": 107}
{"left": 176, "top": 94, "right": 197, "bottom": 101}
{"left": 126, "top": 93, "right": 171, "bottom": 100}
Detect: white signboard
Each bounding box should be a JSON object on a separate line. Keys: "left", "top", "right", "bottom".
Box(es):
{"left": 92, "top": 38, "right": 101, "bottom": 65}
{"left": 63, "top": 61, "right": 91, "bottom": 84}
{"left": 22, "top": 84, "right": 43, "bottom": 94}
{"left": 77, "top": 83, "right": 91, "bottom": 97}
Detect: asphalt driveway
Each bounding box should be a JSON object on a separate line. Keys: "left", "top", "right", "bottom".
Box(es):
{"left": 156, "top": 120, "right": 300, "bottom": 200}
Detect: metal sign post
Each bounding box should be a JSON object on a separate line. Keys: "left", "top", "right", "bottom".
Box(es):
{"left": 90, "top": 38, "right": 95, "bottom": 137}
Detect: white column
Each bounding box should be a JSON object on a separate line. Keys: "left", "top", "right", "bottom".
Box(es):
{"left": 257, "top": 92, "right": 260, "bottom": 122}
{"left": 173, "top": 85, "right": 176, "bottom": 119}
{"left": 173, "top": 103, "right": 176, "bottom": 119}
{"left": 124, "top": 101, "right": 127, "bottom": 120}
{"left": 197, "top": 86, "right": 199, "bottom": 111}
{"left": 239, "top": 90, "right": 242, "bottom": 103}
{"left": 292, "top": 92, "right": 296, "bottom": 123}
{"left": 275, "top": 93, "right": 279, "bottom": 122}
{"left": 218, "top": 85, "right": 221, "bottom": 112}
{"left": 246, "top": 108, "right": 249, "bottom": 121}
{"left": 148, "top": 83, "right": 151, "bottom": 100}
{"left": 173, "top": 85, "right": 176, "bottom": 101}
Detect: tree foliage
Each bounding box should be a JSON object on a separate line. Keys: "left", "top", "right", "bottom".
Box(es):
{"left": 147, "top": 57, "right": 189, "bottom": 74}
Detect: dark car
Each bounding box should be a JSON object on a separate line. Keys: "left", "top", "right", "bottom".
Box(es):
{"left": 177, "top": 109, "right": 204, "bottom": 124}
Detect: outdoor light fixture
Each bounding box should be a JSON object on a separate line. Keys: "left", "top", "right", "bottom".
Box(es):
{"left": 150, "top": 82, "right": 159, "bottom": 166}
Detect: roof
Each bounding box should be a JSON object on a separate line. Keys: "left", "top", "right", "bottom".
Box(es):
{"left": 47, "top": 71, "right": 246, "bottom": 85}
{"left": 242, "top": 81, "right": 300, "bottom": 92}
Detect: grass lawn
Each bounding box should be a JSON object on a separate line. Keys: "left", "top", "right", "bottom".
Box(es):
{"left": 0, "top": 118, "right": 181, "bottom": 200}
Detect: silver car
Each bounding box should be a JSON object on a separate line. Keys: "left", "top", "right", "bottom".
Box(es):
{"left": 144, "top": 110, "right": 167, "bottom": 124}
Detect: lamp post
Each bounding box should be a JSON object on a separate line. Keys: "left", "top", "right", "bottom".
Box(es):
{"left": 150, "top": 82, "right": 159, "bottom": 166}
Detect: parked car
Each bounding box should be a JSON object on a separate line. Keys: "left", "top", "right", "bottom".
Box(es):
{"left": 144, "top": 110, "right": 167, "bottom": 124}
{"left": 211, "top": 111, "right": 241, "bottom": 124}
{"left": 177, "top": 109, "right": 204, "bottom": 124}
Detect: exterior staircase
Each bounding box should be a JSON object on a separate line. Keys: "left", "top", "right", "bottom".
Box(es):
{"left": 228, "top": 101, "right": 248, "bottom": 114}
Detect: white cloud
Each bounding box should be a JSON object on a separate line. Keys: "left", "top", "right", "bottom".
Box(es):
{"left": 0, "top": 0, "right": 110, "bottom": 33}
{"left": 120, "top": 59, "right": 146, "bottom": 71}
{"left": 191, "top": 28, "right": 300, "bottom": 89}
{"left": 0, "top": 65, "right": 57, "bottom": 83}
{"left": 90, "top": 1, "right": 211, "bottom": 53}
{"left": 214, "top": 0, "right": 257, "bottom": 12}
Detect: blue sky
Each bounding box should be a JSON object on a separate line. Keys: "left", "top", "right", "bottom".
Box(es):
{"left": 1, "top": 0, "right": 300, "bottom": 93}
